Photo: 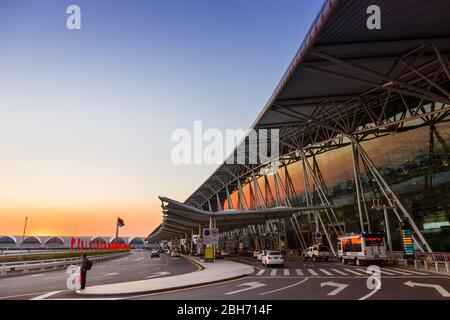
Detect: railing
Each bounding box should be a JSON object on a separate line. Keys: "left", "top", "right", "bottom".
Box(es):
{"left": 391, "top": 250, "right": 450, "bottom": 273}
{"left": 0, "top": 252, "right": 130, "bottom": 276}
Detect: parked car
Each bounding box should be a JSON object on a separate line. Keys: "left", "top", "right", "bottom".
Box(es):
{"left": 240, "top": 249, "right": 253, "bottom": 257}
{"left": 221, "top": 249, "right": 230, "bottom": 257}
{"left": 302, "top": 245, "right": 332, "bottom": 262}
{"left": 262, "top": 250, "right": 284, "bottom": 267}
{"left": 150, "top": 249, "right": 160, "bottom": 258}
{"left": 171, "top": 250, "right": 180, "bottom": 257}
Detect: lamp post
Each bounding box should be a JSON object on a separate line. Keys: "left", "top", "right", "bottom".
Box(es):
{"left": 372, "top": 199, "right": 394, "bottom": 261}
{"left": 21, "top": 216, "right": 28, "bottom": 254}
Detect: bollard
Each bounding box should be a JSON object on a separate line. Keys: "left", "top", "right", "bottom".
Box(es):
{"left": 445, "top": 261, "right": 449, "bottom": 274}
{"left": 424, "top": 259, "right": 428, "bottom": 270}
{"left": 414, "top": 259, "right": 418, "bottom": 269}
{"left": 435, "top": 262, "right": 439, "bottom": 272}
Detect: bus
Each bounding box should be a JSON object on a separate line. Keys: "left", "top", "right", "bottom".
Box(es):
{"left": 337, "top": 233, "right": 388, "bottom": 266}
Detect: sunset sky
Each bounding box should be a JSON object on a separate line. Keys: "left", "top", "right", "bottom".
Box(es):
{"left": 0, "top": 0, "right": 323, "bottom": 237}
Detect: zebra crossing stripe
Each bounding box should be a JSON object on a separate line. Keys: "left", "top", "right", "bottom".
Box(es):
{"left": 256, "top": 269, "right": 265, "bottom": 276}
{"left": 385, "top": 268, "right": 414, "bottom": 275}
{"left": 331, "top": 268, "right": 348, "bottom": 275}
{"left": 319, "top": 268, "right": 333, "bottom": 275}
{"left": 283, "top": 269, "right": 290, "bottom": 276}
{"left": 295, "top": 269, "right": 304, "bottom": 276}
{"left": 392, "top": 268, "right": 428, "bottom": 275}
{"left": 307, "top": 269, "right": 319, "bottom": 276}
{"left": 344, "top": 268, "right": 365, "bottom": 276}
{"left": 363, "top": 268, "right": 395, "bottom": 276}
{"left": 270, "top": 269, "right": 277, "bottom": 276}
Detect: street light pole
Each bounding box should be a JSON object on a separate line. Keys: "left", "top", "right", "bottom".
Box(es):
{"left": 21, "top": 216, "right": 28, "bottom": 253}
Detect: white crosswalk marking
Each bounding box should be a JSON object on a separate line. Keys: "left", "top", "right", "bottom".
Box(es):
{"left": 319, "top": 268, "right": 333, "bottom": 275}
{"left": 270, "top": 269, "right": 277, "bottom": 276}
{"left": 295, "top": 269, "right": 304, "bottom": 276}
{"left": 392, "top": 268, "right": 428, "bottom": 275}
{"left": 256, "top": 269, "right": 265, "bottom": 276}
{"left": 386, "top": 268, "right": 414, "bottom": 275}
{"left": 283, "top": 269, "right": 290, "bottom": 276}
{"left": 307, "top": 269, "right": 319, "bottom": 276}
{"left": 331, "top": 268, "right": 348, "bottom": 275}
{"left": 358, "top": 268, "right": 395, "bottom": 276}
{"left": 344, "top": 268, "right": 365, "bottom": 276}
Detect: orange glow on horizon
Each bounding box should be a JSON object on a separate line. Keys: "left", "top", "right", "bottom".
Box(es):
{"left": 0, "top": 204, "right": 161, "bottom": 237}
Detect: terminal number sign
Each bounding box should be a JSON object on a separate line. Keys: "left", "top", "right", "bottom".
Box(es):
{"left": 401, "top": 229, "right": 414, "bottom": 256}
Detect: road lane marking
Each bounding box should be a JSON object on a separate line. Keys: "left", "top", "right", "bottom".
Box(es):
{"left": 31, "top": 273, "right": 44, "bottom": 277}
{"left": 359, "top": 288, "right": 380, "bottom": 300}
{"left": 260, "top": 278, "right": 309, "bottom": 295}
{"left": 283, "top": 269, "right": 290, "bottom": 276}
{"left": 344, "top": 268, "right": 364, "bottom": 276}
{"left": 331, "top": 269, "right": 348, "bottom": 275}
{"left": 145, "top": 271, "right": 171, "bottom": 279}
{"left": 385, "top": 269, "right": 413, "bottom": 275}
{"left": 356, "top": 268, "right": 395, "bottom": 276}
{"left": 393, "top": 268, "right": 428, "bottom": 275}
{"left": 44, "top": 275, "right": 67, "bottom": 280}
{"left": 321, "top": 281, "right": 349, "bottom": 296}
{"left": 30, "top": 291, "right": 62, "bottom": 300}
{"left": 404, "top": 281, "right": 450, "bottom": 297}
{"left": 295, "top": 269, "right": 304, "bottom": 276}
{"left": 319, "top": 269, "right": 333, "bottom": 276}
{"left": 225, "top": 282, "right": 266, "bottom": 295}
{"left": 307, "top": 269, "right": 319, "bottom": 276}
{"left": 256, "top": 269, "right": 265, "bottom": 276}
{"left": 270, "top": 269, "right": 277, "bottom": 276}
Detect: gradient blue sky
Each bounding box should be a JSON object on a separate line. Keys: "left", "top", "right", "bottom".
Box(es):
{"left": 0, "top": 0, "right": 324, "bottom": 236}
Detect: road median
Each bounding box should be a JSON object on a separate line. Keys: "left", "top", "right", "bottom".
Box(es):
{"left": 76, "top": 256, "right": 254, "bottom": 297}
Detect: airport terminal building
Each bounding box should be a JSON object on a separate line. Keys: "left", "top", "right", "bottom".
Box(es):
{"left": 148, "top": 0, "right": 450, "bottom": 254}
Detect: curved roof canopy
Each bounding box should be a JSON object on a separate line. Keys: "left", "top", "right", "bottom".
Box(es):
{"left": 149, "top": 0, "right": 450, "bottom": 241}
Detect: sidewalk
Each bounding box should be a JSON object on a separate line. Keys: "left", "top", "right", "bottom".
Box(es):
{"left": 76, "top": 256, "right": 254, "bottom": 296}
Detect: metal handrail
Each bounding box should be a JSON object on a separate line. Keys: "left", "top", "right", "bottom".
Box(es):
{"left": 0, "top": 252, "right": 129, "bottom": 276}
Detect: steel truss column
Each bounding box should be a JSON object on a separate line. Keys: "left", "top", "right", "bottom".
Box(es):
{"left": 252, "top": 171, "right": 267, "bottom": 209}
{"left": 351, "top": 137, "right": 433, "bottom": 252}
{"left": 225, "top": 186, "right": 234, "bottom": 210}
{"left": 216, "top": 193, "right": 223, "bottom": 211}
{"left": 301, "top": 151, "right": 344, "bottom": 236}
{"left": 237, "top": 180, "right": 249, "bottom": 210}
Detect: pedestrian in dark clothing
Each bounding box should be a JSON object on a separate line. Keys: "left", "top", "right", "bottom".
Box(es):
{"left": 79, "top": 253, "right": 92, "bottom": 290}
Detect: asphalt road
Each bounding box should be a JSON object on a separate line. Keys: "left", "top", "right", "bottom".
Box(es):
{"left": 2, "top": 253, "right": 449, "bottom": 300}
{"left": 0, "top": 250, "right": 197, "bottom": 300}
{"left": 123, "top": 256, "right": 450, "bottom": 300}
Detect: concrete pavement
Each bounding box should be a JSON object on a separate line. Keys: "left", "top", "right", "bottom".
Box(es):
{"left": 76, "top": 256, "right": 254, "bottom": 296}
{"left": 0, "top": 250, "right": 196, "bottom": 299}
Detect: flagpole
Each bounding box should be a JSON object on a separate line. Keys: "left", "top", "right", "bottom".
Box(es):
{"left": 21, "top": 216, "right": 28, "bottom": 254}
{"left": 115, "top": 218, "right": 119, "bottom": 239}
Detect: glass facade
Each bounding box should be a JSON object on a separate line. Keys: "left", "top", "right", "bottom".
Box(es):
{"left": 224, "top": 117, "right": 450, "bottom": 252}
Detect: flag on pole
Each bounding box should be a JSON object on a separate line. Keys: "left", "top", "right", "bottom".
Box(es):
{"left": 117, "top": 217, "right": 125, "bottom": 227}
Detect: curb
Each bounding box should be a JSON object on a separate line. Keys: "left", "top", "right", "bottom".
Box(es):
{"left": 76, "top": 258, "right": 252, "bottom": 297}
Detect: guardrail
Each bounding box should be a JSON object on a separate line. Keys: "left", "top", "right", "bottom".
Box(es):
{"left": 391, "top": 251, "right": 450, "bottom": 273}
{"left": 0, "top": 252, "right": 130, "bottom": 277}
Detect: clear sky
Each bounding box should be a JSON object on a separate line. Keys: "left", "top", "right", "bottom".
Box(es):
{"left": 0, "top": 0, "right": 324, "bottom": 237}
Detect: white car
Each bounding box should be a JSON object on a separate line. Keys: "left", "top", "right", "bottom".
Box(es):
{"left": 262, "top": 250, "right": 284, "bottom": 267}
{"left": 171, "top": 250, "right": 180, "bottom": 257}
{"left": 221, "top": 249, "right": 230, "bottom": 257}
{"left": 257, "top": 250, "right": 268, "bottom": 261}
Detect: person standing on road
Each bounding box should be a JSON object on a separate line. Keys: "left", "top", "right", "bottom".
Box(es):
{"left": 79, "top": 253, "right": 93, "bottom": 290}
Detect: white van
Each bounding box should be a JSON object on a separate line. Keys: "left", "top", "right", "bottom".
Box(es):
{"left": 337, "top": 233, "right": 388, "bottom": 266}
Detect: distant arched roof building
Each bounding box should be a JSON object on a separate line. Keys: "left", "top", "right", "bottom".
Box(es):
{"left": 90, "top": 237, "right": 107, "bottom": 244}
{"left": 21, "top": 236, "right": 42, "bottom": 245}
{"left": 0, "top": 236, "right": 17, "bottom": 245}
{"left": 109, "top": 237, "right": 126, "bottom": 244}
{"left": 128, "top": 237, "right": 145, "bottom": 245}
{"left": 44, "top": 236, "right": 65, "bottom": 246}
